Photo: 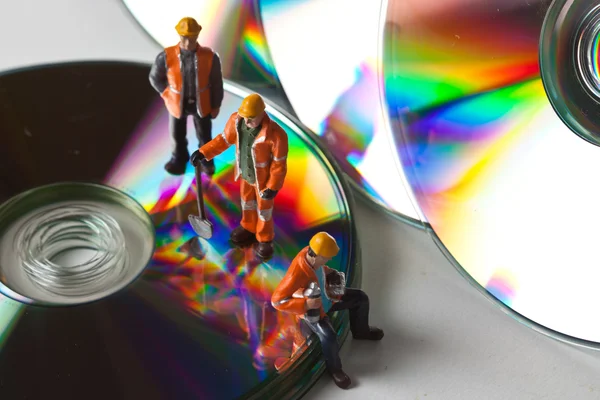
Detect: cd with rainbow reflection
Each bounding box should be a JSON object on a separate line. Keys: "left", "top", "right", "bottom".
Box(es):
{"left": 385, "top": 0, "right": 600, "bottom": 346}
{"left": 0, "top": 62, "right": 358, "bottom": 398}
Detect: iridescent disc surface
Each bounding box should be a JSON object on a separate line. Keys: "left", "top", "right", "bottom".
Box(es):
{"left": 0, "top": 62, "right": 358, "bottom": 398}
{"left": 258, "top": 0, "right": 422, "bottom": 222}
{"left": 385, "top": 0, "right": 600, "bottom": 345}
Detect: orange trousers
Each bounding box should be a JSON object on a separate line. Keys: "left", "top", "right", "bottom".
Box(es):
{"left": 240, "top": 179, "right": 275, "bottom": 242}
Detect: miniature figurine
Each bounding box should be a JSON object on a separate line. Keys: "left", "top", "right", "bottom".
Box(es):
{"left": 271, "top": 232, "right": 384, "bottom": 389}
{"left": 190, "top": 93, "right": 288, "bottom": 259}
{"left": 149, "top": 17, "right": 224, "bottom": 176}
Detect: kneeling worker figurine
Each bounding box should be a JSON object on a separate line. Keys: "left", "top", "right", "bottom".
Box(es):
{"left": 271, "top": 232, "right": 384, "bottom": 389}
{"left": 191, "top": 93, "right": 288, "bottom": 259}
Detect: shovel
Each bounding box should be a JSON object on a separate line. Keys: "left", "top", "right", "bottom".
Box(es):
{"left": 188, "top": 163, "right": 213, "bottom": 239}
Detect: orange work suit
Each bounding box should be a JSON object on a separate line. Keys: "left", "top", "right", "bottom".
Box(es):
{"left": 161, "top": 44, "right": 215, "bottom": 119}
{"left": 271, "top": 247, "right": 327, "bottom": 319}
{"left": 200, "top": 112, "right": 288, "bottom": 242}
{"left": 271, "top": 246, "right": 339, "bottom": 349}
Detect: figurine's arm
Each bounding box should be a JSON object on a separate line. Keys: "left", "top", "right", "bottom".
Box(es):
{"left": 209, "top": 53, "right": 224, "bottom": 109}
{"left": 266, "top": 128, "right": 288, "bottom": 191}
{"left": 271, "top": 269, "right": 307, "bottom": 316}
{"left": 149, "top": 52, "right": 168, "bottom": 94}
{"left": 199, "top": 114, "right": 237, "bottom": 160}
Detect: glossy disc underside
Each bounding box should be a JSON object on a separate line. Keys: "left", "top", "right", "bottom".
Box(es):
{"left": 0, "top": 62, "right": 358, "bottom": 398}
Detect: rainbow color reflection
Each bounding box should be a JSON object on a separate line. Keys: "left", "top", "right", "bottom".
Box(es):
{"left": 101, "top": 83, "right": 355, "bottom": 396}
{"left": 386, "top": 0, "right": 600, "bottom": 343}
{"left": 593, "top": 31, "right": 600, "bottom": 87}
{"left": 259, "top": 0, "right": 421, "bottom": 220}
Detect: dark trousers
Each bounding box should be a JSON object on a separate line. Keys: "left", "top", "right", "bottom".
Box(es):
{"left": 170, "top": 101, "right": 213, "bottom": 167}
{"left": 299, "top": 288, "right": 371, "bottom": 372}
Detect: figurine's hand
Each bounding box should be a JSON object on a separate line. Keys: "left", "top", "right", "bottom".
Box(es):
{"left": 260, "top": 188, "right": 278, "bottom": 200}
{"left": 306, "top": 297, "right": 322, "bottom": 310}
{"left": 292, "top": 288, "right": 305, "bottom": 298}
{"left": 326, "top": 271, "right": 343, "bottom": 286}
{"left": 191, "top": 150, "right": 206, "bottom": 167}
{"left": 211, "top": 107, "right": 220, "bottom": 119}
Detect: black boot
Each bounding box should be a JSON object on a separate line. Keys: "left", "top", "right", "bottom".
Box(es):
{"left": 255, "top": 241, "right": 274, "bottom": 259}
{"left": 230, "top": 226, "right": 255, "bottom": 245}
{"left": 330, "top": 369, "right": 351, "bottom": 389}
{"left": 353, "top": 326, "right": 384, "bottom": 341}
{"left": 164, "top": 154, "right": 189, "bottom": 175}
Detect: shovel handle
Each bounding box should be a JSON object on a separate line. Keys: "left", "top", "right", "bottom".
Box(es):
{"left": 194, "top": 164, "right": 207, "bottom": 219}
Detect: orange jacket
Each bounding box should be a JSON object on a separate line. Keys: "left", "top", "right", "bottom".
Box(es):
{"left": 271, "top": 247, "right": 328, "bottom": 319}
{"left": 161, "top": 44, "right": 214, "bottom": 118}
{"left": 200, "top": 112, "right": 288, "bottom": 192}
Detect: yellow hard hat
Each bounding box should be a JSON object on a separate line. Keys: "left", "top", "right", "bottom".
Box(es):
{"left": 309, "top": 232, "right": 340, "bottom": 258}
{"left": 175, "top": 17, "right": 202, "bottom": 37}
{"left": 238, "top": 93, "right": 266, "bottom": 118}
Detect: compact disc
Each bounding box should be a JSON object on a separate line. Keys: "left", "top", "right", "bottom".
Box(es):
{"left": 0, "top": 62, "right": 358, "bottom": 398}
{"left": 385, "top": 0, "right": 600, "bottom": 346}
{"left": 122, "top": 0, "right": 289, "bottom": 103}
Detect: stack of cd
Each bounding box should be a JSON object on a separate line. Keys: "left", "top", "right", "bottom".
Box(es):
{"left": 5, "top": 0, "right": 600, "bottom": 398}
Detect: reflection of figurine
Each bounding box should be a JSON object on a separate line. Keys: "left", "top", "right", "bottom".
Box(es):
{"left": 149, "top": 17, "right": 224, "bottom": 176}
{"left": 271, "top": 232, "right": 384, "bottom": 389}
{"left": 190, "top": 94, "right": 288, "bottom": 259}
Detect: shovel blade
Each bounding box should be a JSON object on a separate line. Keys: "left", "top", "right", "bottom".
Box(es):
{"left": 188, "top": 215, "right": 213, "bottom": 239}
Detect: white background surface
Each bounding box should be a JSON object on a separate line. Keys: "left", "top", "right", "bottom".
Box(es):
{"left": 1, "top": 1, "right": 599, "bottom": 398}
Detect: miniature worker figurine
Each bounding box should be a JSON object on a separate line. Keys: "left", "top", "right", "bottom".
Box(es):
{"left": 190, "top": 93, "right": 288, "bottom": 259}
{"left": 271, "top": 232, "right": 384, "bottom": 389}
{"left": 149, "top": 17, "right": 224, "bottom": 176}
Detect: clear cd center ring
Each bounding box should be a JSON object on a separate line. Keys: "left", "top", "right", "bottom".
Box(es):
{"left": 0, "top": 183, "right": 155, "bottom": 306}
{"left": 575, "top": 5, "right": 600, "bottom": 100}
{"left": 540, "top": 0, "right": 600, "bottom": 146}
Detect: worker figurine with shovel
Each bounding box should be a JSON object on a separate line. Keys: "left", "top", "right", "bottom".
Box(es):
{"left": 189, "top": 93, "right": 288, "bottom": 259}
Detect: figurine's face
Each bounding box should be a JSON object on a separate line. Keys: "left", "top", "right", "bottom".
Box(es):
{"left": 179, "top": 35, "right": 198, "bottom": 51}
{"left": 243, "top": 112, "right": 265, "bottom": 129}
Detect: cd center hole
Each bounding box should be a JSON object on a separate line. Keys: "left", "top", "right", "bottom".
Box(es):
{"left": 47, "top": 243, "right": 105, "bottom": 270}
{"left": 16, "top": 206, "right": 130, "bottom": 297}
{"left": 576, "top": 5, "right": 600, "bottom": 99}
{"left": 41, "top": 219, "right": 113, "bottom": 268}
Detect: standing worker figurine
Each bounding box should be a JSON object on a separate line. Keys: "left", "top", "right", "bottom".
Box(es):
{"left": 149, "top": 17, "right": 224, "bottom": 176}
{"left": 190, "top": 93, "right": 288, "bottom": 259}
{"left": 271, "top": 232, "right": 384, "bottom": 389}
